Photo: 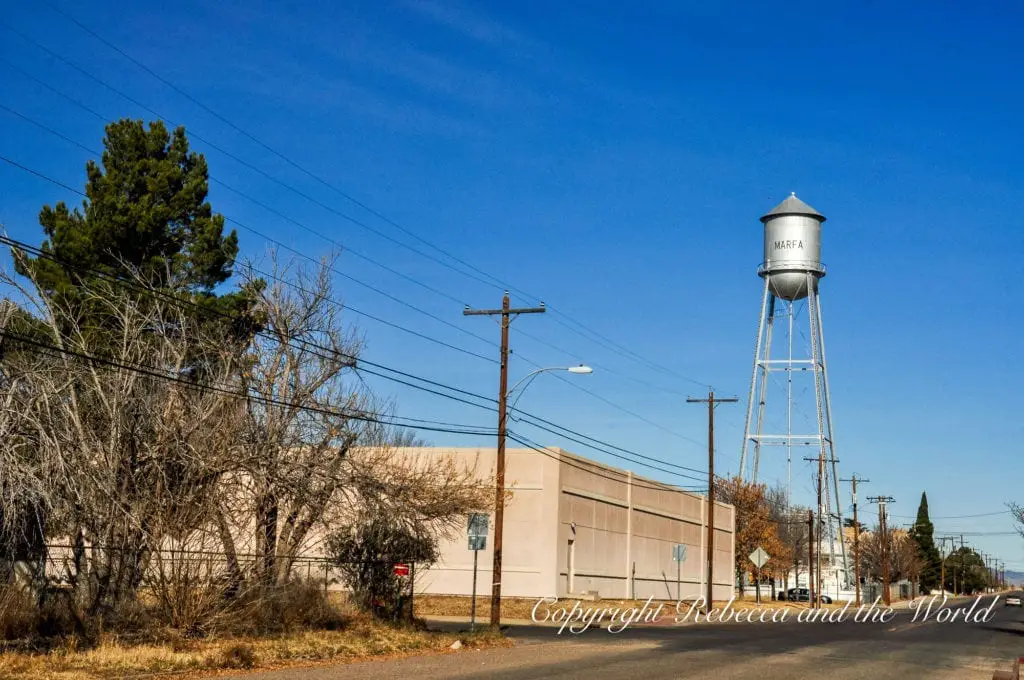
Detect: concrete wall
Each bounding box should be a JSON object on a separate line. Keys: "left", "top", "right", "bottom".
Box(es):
{"left": 556, "top": 451, "right": 734, "bottom": 602}
{"left": 414, "top": 446, "right": 736, "bottom": 602}
{"left": 412, "top": 447, "right": 562, "bottom": 598}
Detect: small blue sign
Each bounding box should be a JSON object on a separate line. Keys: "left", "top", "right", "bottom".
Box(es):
{"left": 673, "top": 544, "right": 687, "bottom": 563}
{"left": 468, "top": 513, "right": 489, "bottom": 551}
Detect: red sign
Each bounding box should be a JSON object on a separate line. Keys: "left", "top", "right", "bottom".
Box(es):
{"left": 393, "top": 563, "right": 410, "bottom": 576}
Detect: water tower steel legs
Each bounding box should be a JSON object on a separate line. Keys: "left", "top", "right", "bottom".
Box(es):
{"left": 806, "top": 272, "right": 828, "bottom": 600}
{"left": 739, "top": 270, "right": 850, "bottom": 591}
{"left": 739, "top": 277, "right": 771, "bottom": 480}
{"left": 805, "top": 272, "right": 849, "bottom": 591}
{"left": 752, "top": 297, "right": 776, "bottom": 482}
{"left": 813, "top": 285, "right": 850, "bottom": 588}
{"left": 786, "top": 299, "right": 794, "bottom": 505}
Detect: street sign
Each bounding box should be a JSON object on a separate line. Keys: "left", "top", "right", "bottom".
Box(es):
{"left": 749, "top": 547, "right": 770, "bottom": 569}
{"left": 466, "top": 513, "right": 489, "bottom": 632}
{"left": 468, "top": 513, "right": 488, "bottom": 551}
{"left": 393, "top": 563, "right": 410, "bottom": 577}
{"left": 673, "top": 544, "right": 687, "bottom": 563}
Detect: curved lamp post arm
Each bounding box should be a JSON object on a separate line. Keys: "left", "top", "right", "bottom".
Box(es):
{"left": 507, "top": 365, "right": 592, "bottom": 416}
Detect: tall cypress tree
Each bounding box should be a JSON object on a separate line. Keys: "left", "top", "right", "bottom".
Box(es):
{"left": 909, "top": 492, "right": 942, "bottom": 592}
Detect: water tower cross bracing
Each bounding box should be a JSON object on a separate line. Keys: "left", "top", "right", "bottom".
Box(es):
{"left": 738, "top": 193, "right": 849, "bottom": 588}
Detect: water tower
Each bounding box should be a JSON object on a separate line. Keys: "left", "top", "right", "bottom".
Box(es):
{"left": 738, "top": 193, "right": 848, "bottom": 585}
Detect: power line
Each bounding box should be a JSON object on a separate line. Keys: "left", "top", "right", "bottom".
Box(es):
{"left": 544, "top": 311, "right": 711, "bottom": 389}
{"left": 0, "top": 328, "right": 492, "bottom": 436}
{"left": 513, "top": 324, "right": 697, "bottom": 399}
{"left": 38, "top": 0, "right": 513, "bottom": 295}
{"left": 0, "top": 140, "right": 498, "bottom": 365}
{"left": 0, "top": 327, "right": 710, "bottom": 489}
{"left": 0, "top": 139, "right": 713, "bottom": 473}
{"left": 19, "top": 6, "right": 721, "bottom": 394}
{"left": 513, "top": 416, "right": 706, "bottom": 483}
{"left": 0, "top": 65, "right": 718, "bottom": 419}
{"left": 0, "top": 226, "right": 709, "bottom": 480}
{"left": 0, "top": 20, "right": 501, "bottom": 297}
{"left": 890, "top": 510, "right": 1013, "bottom": 520}
{"left": 209, "top": 177, "right": 467, "bottom": 306}
{"left": 521, "top": 352, "right": 707, "bottom": 448}
{"left": 0, "top": 96, "right": 502, "bottom": 364}
{"left": 511, "top": 408, "right": 710, "bottom": 478}
{"left": 933, "top": 531, "right": 1020, "bottom": 537}
{"left": 0, "top": 231, "right": 497, "bottom": 414}
{"left": 506, "top": 431, "right": 705, "bottom": 492}
{"left": 1, "top": 46, "right": 723, "bottom": 446}
{"left": 0, "top": 81, "right": 715, "bottom": 441}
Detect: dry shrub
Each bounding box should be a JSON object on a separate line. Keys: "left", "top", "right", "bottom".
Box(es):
{"left": 145, "top": 547, "right": 239, "bottom": 639}
{"left": 0, "top": 587, "right": 37, "bottom": 641}
{"left": 217, "top": 643, "right": 257, "bottom": 669}
{"left": 0, "top": 585, "right": 89, "bottom": 644}
{"left": 228, "top": 580, "right": 347, "bottom": 635}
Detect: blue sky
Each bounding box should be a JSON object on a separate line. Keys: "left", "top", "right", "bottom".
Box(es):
{"left": 1, "top": 1, "right": 1022, "bottom": 568}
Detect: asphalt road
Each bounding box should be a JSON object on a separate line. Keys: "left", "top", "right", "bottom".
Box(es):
{"left": 239, "top": 593, "right": 1024, "bottom": 680}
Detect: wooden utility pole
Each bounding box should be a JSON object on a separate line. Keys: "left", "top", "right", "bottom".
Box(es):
{"left": 802, "top": 455, "right": 822, "bottom": 604}
{"left": 687, "top": 389, "right": 737, "bottom": 610}
{"left": 959, "top": 535, "right": 965, "bottom": 595}
{"left": 868, "top": 496, "right": 894, "bottom": 605}
{"left": 981, "top": 551, "right": 989, "bottom": 593}
{"left": 938, "top": 536, "right": 952, "bottom": 595}
{"left": 840, "top": 475, "right": 868, "bottom": 606}
{"left": 464, "top": 292, "right": 545, "bottom": 629}
{"left": 807, "top": 509, "right": 815, "bottom": 608}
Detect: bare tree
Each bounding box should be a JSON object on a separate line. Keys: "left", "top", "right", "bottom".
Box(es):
{"left": 892, "top": 532, "right": 923, "bottom": 589}
{"left": 218, "top": 254, "right": 489, "bottom": 589}
{"left": 1, "top": 247, "right": 491, "bottom": 637}
{"left": 856, "top": 527, "right": 921, "bottom": 591}
{"left": 0, "top": 269, "right": 243, "bottom": 626}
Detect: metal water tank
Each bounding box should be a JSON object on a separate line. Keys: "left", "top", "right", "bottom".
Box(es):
{"left": 759, "top": 193, "right": 826, "bottom": 301}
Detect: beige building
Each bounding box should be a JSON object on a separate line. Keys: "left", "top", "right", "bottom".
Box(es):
{"left": 411, "top": 446, "right": 736, "bottom": 602}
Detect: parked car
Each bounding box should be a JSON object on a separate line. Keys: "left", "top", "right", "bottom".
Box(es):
{"left": 1006, "top": 595, "right": 1021, "bottom": 607}
{"left": 785, "top": 587, "right": 833, "bottom": 604}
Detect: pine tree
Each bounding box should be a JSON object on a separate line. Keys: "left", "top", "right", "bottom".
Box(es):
{"left": 13, "top": 118, "right": 259, "bottom": 346}
{"left": 908, "top": 492, "right": 942, "bottom": 592}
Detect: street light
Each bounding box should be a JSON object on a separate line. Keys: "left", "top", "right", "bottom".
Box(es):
{"left": 507, "top": 365, "right": 593, "bottom": 414}
{"left": 488, "top": 362, "right": 591, "bottom": 629}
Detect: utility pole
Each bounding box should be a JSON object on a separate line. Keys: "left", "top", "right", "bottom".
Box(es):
{"left": 687, "top": 389, "right": 737, "bottom": 611}
{"left": 981, "top": 552, "right": 989, "bottom": 592}
{"left": 868, "top": 496, "right": 894, "bottom": 605}
{"left": 954, "top": 536, "right": 962, "bottom": 593}
{"left": 840, "top": 475, "right": 868, "bottom": 606}
{"left": 938, "top": 537, "right": 953, "bottom": 595}
{"left": 804, "top": 454, "right": 838, "bottom": 605}
{"left": 464, "top": 292, "right": 546, "bottom": 629}
{"left": 807, "top": 509, "right": 815, "bottom": 608}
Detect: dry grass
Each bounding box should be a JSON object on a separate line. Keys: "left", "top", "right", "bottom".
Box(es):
{"left": 414, "top": 595, "right": 702, "bottom": 620}
{"left": 415, "top": 595, "right": 556, "bottom": 620}
{"left": 0, "top": 617, "right": 509, "bottom": 680}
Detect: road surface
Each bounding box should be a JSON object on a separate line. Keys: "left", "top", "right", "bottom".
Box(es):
{"left": 238, "top": 593, "right": 1024, "bottom": 679}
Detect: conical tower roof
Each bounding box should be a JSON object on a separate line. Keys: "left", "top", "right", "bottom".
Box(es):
{"left": 760, "top": 193, "right": 826, "bottom": 223}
